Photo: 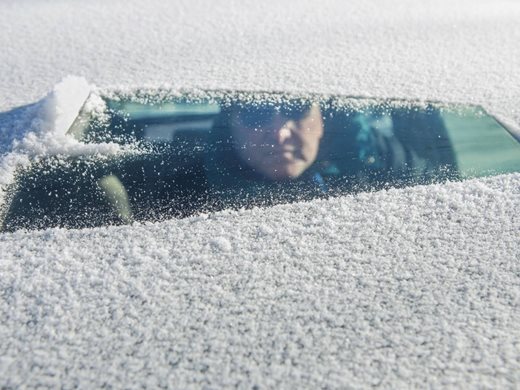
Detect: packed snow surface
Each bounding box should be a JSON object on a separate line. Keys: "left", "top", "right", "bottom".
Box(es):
{"left": 1, "top": 0, "right": 519, "bottom": 387}
{"left": 1, "top": 0, "right": 519, "bottom": 124}
{"left": 1, "top": 174, "right": 519, "bottom": 387}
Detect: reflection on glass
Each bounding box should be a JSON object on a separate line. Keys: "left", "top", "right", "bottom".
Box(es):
{"left": 2, "top": 94, "right": 519, "bottom": 231}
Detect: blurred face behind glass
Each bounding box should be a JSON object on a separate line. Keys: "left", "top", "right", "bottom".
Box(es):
{"left": 230, "top": 103, "right": 324, "bottom": 180}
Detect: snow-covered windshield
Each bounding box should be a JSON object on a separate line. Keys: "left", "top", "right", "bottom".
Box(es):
{"left": 2, "top": 92, "right": 519, "bottom": 231}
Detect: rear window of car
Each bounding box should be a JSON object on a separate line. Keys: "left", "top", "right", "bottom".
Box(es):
{"left": 2, "top": 91, "right": 519, "bottom": 231}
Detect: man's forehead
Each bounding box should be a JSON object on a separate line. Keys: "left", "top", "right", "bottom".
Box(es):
{"left": 233, "top": 101, "right": 316, "bottom": 118}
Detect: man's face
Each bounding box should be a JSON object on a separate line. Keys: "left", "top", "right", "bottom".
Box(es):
{"left": 230, "top": 103, "right": 324, "bottom": 180}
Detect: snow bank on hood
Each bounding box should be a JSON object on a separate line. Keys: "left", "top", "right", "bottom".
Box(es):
{"left": 1, "top": 173, "right": 519, "bottom": 387}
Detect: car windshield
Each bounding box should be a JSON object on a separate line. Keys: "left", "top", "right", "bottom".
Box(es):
{"left": 2, "top": 92, "right": 519, "bottom": 231}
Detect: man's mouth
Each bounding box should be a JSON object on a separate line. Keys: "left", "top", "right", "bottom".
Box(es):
{"left": 265, "top": 145, "right": 296, "bottom": 154}
{"left": 264, "top": 149, "right": 301, "bottom": 164}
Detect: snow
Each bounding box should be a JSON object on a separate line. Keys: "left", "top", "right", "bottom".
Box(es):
{"left": 0, "top": 77, "right": 121, "bottom": 207}
{"left": 0, "top": 0, "right": 519, "bottom": 387}
{"left": 1, "top": 174, "right": 519, "bottom": 387}
{"left": 6, "top": 76, "right": 118, "bottom": 157}
{"left": 1, "top": 0, "right": 519, "bottom": 122}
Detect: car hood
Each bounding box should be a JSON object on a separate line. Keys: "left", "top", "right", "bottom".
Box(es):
{"left": 1, "top": 0, "right": 519, "bottom": 122}
{"left": 0, "top": 0, "right": 519, "bottom": 388}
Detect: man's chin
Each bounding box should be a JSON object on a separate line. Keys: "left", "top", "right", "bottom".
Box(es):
{"left": 259, "top": 163, "right": 306, "bottom": 181}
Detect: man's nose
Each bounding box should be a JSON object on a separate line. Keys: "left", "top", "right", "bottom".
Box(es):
{"left": 273, "top": 120, "right": 296, "bottom": 144}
